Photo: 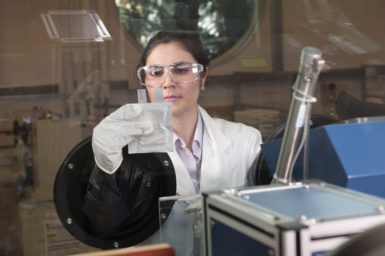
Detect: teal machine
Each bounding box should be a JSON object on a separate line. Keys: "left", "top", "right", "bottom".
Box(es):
{"left": 262, "top": 118, "right": 385, "bottom": 199}
{"left": 203, "top": 47, "right": 385, "bottom": 256}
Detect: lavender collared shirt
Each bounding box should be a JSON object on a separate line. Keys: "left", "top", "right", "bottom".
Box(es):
{"left": 173, "top": 112, "right": 203, "bottom": 193}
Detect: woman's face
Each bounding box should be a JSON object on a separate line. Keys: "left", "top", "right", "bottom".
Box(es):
{"left": 145, "top": 41, "right": 207, "bottom": 118}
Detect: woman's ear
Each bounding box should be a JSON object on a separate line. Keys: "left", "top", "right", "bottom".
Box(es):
{"left": 200, "top": 67, "right": 208, "bottom": 91}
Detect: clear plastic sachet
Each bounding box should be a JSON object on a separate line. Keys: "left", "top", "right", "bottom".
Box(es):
{"left": 127, "top": 101, "right": 174, "bottom": 154}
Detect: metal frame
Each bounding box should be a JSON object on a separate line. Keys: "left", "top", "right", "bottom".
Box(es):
{"left": 203, "top": 182, "right": 385, "bottom": 256}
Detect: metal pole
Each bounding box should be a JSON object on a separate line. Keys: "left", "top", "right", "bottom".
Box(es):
{"left": 272, "top": 47, "right": 325, "bottom": 185}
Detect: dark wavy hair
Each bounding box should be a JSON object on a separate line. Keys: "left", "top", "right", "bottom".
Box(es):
{"left": 137, "top": 31, "right": 210, "bottom": 70}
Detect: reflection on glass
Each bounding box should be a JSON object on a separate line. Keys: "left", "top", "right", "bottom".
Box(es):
{"left": 41, "top": 10, "right": 112, "bottom": 43}
{"left": 302, "top": 0, "right": 382, "bottom": 55}
{"left": 114, "top": 0, "right": 265, "bottom": 64}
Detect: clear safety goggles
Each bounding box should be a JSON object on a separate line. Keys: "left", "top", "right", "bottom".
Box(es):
{"left": 137, "top": 62, "right": 205, "bottom": 87}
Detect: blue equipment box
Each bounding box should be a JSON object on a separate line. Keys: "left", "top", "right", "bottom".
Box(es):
{"left": 203, "top": 182, "right": 385, "bottom": 256}
{"left": 262, "top": 120, "right": 385, "bottom": 198}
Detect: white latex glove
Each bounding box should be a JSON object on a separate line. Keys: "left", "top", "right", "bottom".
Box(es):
{"left": 92, "top": 104, "right": 153, "bottom": 174}
{"left": 128, "top": 102, "right": 173, "bottom": 154}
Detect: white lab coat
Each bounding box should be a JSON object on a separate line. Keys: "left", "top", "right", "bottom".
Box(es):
{"left": 169, "top": 105, "right": 263, "bottom": 195}
{"left": 145, "top": 106, "right": 262, "bottom": 255}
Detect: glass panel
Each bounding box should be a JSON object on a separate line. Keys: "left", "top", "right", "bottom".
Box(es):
{"left": 1, "top": 0, "right": 385, "bottom": 255}
{"left": 158, "top": 195, "right": 203, "bottom": 256}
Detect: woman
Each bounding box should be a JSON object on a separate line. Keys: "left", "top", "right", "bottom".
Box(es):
{"left": 82, "top": 31, "right": 270, "bottom": 246}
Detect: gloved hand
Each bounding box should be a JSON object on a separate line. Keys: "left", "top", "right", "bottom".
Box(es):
{"left": 92, "top": 104, "right": 154, "bottom": 174}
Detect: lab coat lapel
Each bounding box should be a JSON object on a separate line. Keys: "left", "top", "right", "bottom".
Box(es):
{"left": 167, "top": 106, "right": 232, "bottom": 195}
{"left": 168, "top": 151, "right": 196, "bottom": 195}
{"left": 199, "top": 107, "right": 232, "bottom": 192}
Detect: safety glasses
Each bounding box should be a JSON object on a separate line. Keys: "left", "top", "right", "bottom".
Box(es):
{"left": 137, "top": 62, "right": 205, "bottom": 87}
